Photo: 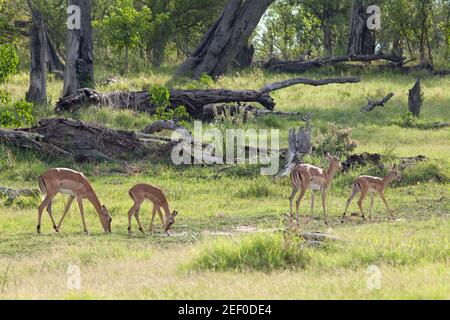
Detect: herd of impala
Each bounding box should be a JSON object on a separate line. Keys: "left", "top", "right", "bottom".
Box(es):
{"left": 36, "top": 154, "right": 401, "bottom": 235}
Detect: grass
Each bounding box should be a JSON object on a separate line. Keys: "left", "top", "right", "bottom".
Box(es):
{"left": 0, "top": 66, "right": 449, "bottom": 299}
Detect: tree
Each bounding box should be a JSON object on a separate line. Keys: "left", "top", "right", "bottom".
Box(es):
{"left": 95, "top": 0, "right": 150, "bottom": 73}
{"left": 299, "top": 0, "right": 350, "bottom": 56}
{"left": 63, "top": 0, "right": 94, "bottom": 97}
{"left": 176, "top": 0, "right": 274, "bottom": 79}
{"left": 348, "top": 0, "right": 376, "bottom": 55}
{"left": 26, "top": 1, "right": 47, "bottom": 105}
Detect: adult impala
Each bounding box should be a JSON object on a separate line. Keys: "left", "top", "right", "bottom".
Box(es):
{"left": 289, "top": 153, "right": 342, "bottom": 225}
{"left": 37, "top": 168, "right": 112, "bottom": 234}
{"left": 342, "top": 166, "right": 401, "bottom": 222}
{"left": 127, "top": 183, "right": 178, "bottom": 236}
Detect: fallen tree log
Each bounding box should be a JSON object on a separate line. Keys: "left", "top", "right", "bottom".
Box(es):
{"left": 264, "top": 54, "right": 405, "bottom": 73}
{"left": 361, "top": 92, "right": 394, "bottom": 113}
{"left": 0, "top": 118, "right": 169, "bottom": 162}
{"left": 0, "top": 186, "right": 40, "bottom": 206}
{"left": 56, "top": 76, "right": 360, "bottom": 118}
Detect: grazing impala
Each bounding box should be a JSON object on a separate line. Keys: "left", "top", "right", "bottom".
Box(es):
{"left": 289, "top": 153, "right": 342, "bottom": 225}
{"left": 342, "top": 166, "right": 401, "bottom": 222}
{"left": 37, "top": 168, "right": 112, "bottom": 234}
{"left": 127, "top": 184, "right": 178, "bottom": 236}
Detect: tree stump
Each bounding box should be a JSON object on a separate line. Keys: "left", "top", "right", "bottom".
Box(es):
{"left": 408, "top": 78, "right": 423, "bottom": 117}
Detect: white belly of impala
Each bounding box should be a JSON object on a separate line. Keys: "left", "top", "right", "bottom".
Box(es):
{"left": 310, "top": 183, "right": 321, "bottom": 191}
{"left": 59, "top": 188, "right": 76, "bottom": 196}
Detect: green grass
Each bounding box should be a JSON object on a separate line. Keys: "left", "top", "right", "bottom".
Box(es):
{"left": 0, "top": 66, "right": 449, "bottom": 299}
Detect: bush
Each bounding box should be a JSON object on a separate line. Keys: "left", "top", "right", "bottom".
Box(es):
{"left": 400, "top": 161, "right": 449, "bottom": 185}
{"left": 0, "top": 44, "right": 19, "bottom": 84}
{"left": 0, "top": 100, "right": 35, "bottom": 127}
{"left": 148, "top": 85, "right": 190, "bottom": 125}
{"left": 315, "top": 123, "right": 357, "bottom": 158}
{"left": 187, "top": 234, "right": 311, "bottom": 272}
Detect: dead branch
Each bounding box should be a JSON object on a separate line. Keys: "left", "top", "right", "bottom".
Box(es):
{"left": 361, "top": 92, "right": 394, "bottom": 113}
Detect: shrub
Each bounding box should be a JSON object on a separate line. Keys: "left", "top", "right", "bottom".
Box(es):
{"left": 315, "top": 123, "right": 357, "bottom": 158}
{"left": 0, "top": 44, "right": 19, "bottom": 84}
{"left": 400, "top": 161, "right": 449, "bottom": 185}
{"left": 0, "top": 100, "right": 35, "bottom": 127}
{"left": 187, "top": 234, "right": 311, "bottom": 272}
{"left": 148, "top": 85, "right": 190, "bottom": 125}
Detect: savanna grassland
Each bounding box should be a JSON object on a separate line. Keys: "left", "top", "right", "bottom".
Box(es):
{"left": 0, "top": 66, "right": 449, "bottom": 299}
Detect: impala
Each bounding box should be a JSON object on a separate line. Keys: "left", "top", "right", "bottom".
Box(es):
{"left": 342, "top": 166, "right": 401, "bottom": 222}
{"left": 37, "top": 168, "right": 112, "bottom": 234}
{"left": 289, "top": 153, "right": 342, "bottom": 225}
{"left": 127, "top": 183, "right": 178, "bottom": 236}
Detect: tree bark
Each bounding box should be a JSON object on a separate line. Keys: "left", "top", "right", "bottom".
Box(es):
{"left": 56, "top": 77, "right": 360, "bottom": 118}
{"left": 276, "top": 124, "right": 312, "bottom": 178}
{"left": 0, "top": 118, "right": 170, "bottom": 163}
{"left": 264, "top": 54, "right": 404, "bottom": 73}
{"left": 361, "top": 92, "right": 394, "bottom": 113}
{"left": 175, "top": 0, "right": 274, "bottom": 79}
{"left": 408, "top": 78, "right": 423, "bottom": 117}
{"left": 26, "top": 8, "right": 47, "bottom": 105}
{"left": 63, "top": 0, "right": 94, "bottom": 98}
{"left": 348, "top": 0, "right": 375, "bottom": 56}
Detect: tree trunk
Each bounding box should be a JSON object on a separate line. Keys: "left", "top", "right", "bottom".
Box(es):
{"left": 408, "top": 78, "right": 423, "bottom": 117}
{"left": 264, "top": 54, "right": 404, "bottom": 73}
{"left": 323, "top": 23, "right": 333, "bottom": 56}
{"left": 124, "top": 46, "right": 129, "bottom": 74}
{"left": 348, "top": 0, "right": 375, "bottom": 55}
{"left": 233, "top": 44, "right": 255, "bottom": 68}
{"left": 63, "top": 0, "right": 94, "bottom": 98}
{"left": 26, "top": 8, "right": 47, "bottom": 105}
{"left": 175, "top": 0, "right": 274, "bottom": 79}
{"left": 44, "top": 25, "right": 65, "bottom": 74}
{"left": 0, "top": 118, "right": 169, "bottom": 163}
{"left": 55, "top": 77, "right": 360, "bottom": 118}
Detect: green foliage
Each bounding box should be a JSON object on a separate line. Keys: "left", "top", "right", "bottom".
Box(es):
{"left": 0, "top": 44, "right": 19, "bottom": 84}
{"left": 148, "top": 85, "right": 190, "bottom": 124}
{"left": 187, "top": 234, "right": 312, "bottom": 272}
{"left": 400, "top": 161, "right": 449, "bottom": 185}
{"left": 315, "top": 123, "right": 357, "bottom": 158}
{"left": 0, "top": 100, "right": 35, "bottom": 127}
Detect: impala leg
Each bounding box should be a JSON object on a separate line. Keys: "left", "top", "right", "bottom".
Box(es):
{"left": 309, "top": 191, "right": 315, "bottom": 218}
{"left": 46, "top": 201, "right": 59, "bottom": 232}
{"left": 369, "top": 193, "right": 375, "bottom": 221}
{"left": 149, "top": 206, "right": 157, "bottom": 233}
{"left": 357, "top": 192, "right": 367, "bottom": 221}
{"left": 295, "top": 188, "right": 307, "bottom": 225}
{"left": 321, "top": 189, "right": 328, "bottom": 225}
{"left": 127, "top": 204, "right": 138, "bottom": 234}
{"left": 37, "top": 194, "right": 54, "bottom": 234}
{"left": 77, "top": 197, "right": 89, "bottom": 234}
{"left": 134, "top": 207, "right": 146, "bottom": 235}
{"left": 157, "top": 208, "right": 165, "bottom": 230}
{"left": 380, "top": 192, "right": 395, "bottom": 220}
{"left": 343, "top": 189, "right": 358, "bottom": 219}
{"left": 57, "top": 196, "right": 75, "bottom": 232}
{"left": 289, "top": 187, "right": 298, "bottom": 225}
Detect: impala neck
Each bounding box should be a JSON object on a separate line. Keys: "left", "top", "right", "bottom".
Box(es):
{"left": 383, "top": 173, "right": 396, "bottom": 188}
{"left": 325, "top": 164, "right": 338, "bottom": 186}
{"left": 86, "top": 192, "right": 103, "bottom": 216}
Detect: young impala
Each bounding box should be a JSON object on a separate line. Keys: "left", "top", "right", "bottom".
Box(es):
{"left": 37, "top": 168, "right": 112, "bottom": 234}
{"left": 127, "top": 183, "right": 178, "bottom": 236}
{"left": 289, "top": 153, "right": 342, "bottom": 225}
{"left": 342, "top": 166, "right": 401, "bottom": 222}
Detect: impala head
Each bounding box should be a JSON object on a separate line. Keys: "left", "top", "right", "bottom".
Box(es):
{"left": 100, "top": 205, "right": 112, "bottom": 233}
{"left": 164, "top": 210, "right": 178, "bottom": 233}
{"left": 326, "top": 153, "right": 343, "bottom": 171}
{"left": 389, "top": 165, "right": 401, "bottom": 182}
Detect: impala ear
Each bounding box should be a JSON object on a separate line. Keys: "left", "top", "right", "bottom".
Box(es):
{"left": 336, "top": 152, "right": 340, "bottom": 158}
{"left": 173, "top": 210, "right": 178, "bottom": 217}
